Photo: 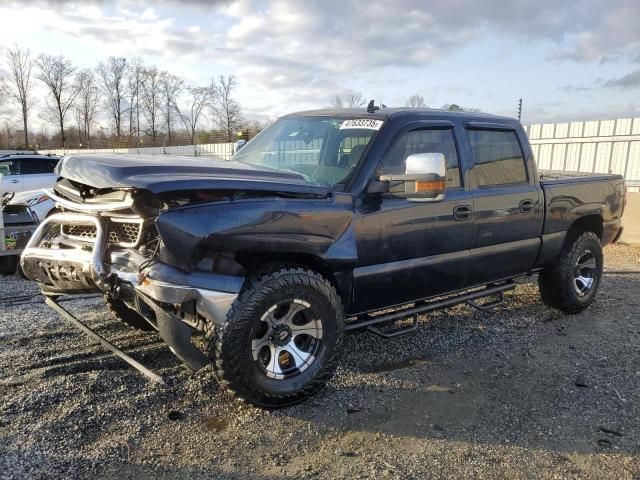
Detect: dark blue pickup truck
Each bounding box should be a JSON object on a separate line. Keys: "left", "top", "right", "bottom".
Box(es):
{"left": 21, "top": 106, "right": 626, "bottom": 407}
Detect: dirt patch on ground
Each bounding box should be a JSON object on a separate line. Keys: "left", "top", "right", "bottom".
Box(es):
{"left": 0, "top": 247, "right": 639, "bottom": 479}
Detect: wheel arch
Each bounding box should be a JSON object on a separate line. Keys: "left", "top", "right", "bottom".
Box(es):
{"left": 235, "top": 251, "right": 353, "bottom": 312}
{"left": 564, "top": 214, "right": 603, "bottom": 248}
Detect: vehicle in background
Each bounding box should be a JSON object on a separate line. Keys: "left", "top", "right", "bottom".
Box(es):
{"left": 0, "top": 153, "right": 61, "bottom": 195}
{"left": 21, "top": 106, "right": 625, "bottom": 407}
{"left": 1, "top": 191, "right": 41, "bottom": 275}
{"left": 9, "top": 190, "right": 56, "bottom": 223}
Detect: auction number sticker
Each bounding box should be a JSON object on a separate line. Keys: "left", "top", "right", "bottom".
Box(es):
{"left": 340, "top": 119, "right": 384, "bottom": 130}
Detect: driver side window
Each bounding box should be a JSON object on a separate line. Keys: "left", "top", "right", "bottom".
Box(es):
{"left": 380, "top": 128, "right": 462, "bottom": 188}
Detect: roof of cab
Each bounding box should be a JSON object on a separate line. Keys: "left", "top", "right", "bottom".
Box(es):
{"left": 282, "top": 107, "right": 519, "bottom": 125}
{"left": 0, "top": 153, "right": 61, "bottom": 160}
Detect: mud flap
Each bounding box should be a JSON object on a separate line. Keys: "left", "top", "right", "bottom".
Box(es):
{"left": 135, "top": 291, "right": 211, "bottom": 371}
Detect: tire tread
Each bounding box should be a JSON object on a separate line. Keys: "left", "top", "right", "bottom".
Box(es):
{"left": 204, "top": 267, "right": 344, "bottom": 408}
{"left": 538, "top": 231, "right": 602, "bottom": 313}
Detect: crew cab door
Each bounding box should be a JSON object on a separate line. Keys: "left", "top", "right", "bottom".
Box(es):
{"left": 352, "top": 122, "right": 473, "bottom": 312}
{"left": 0, "top": 158, "right": 23, "bottom": 193}
{"left": 465, "top": 124, "right": 543, "bottom": 285}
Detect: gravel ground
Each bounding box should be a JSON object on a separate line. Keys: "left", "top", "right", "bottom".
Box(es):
{"left": 1, "top": 245, "right": 639, "bottom": 479}
{"left": 604, "top": 243, "right": 640, "bottom": 268}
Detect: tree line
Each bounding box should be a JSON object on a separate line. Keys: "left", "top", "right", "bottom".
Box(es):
{"left": 0, "top": 45, "right": 480, "bottom": 151}
{"left": 330, "top": 92, "right": 478, "bottom": 112}
{"left": 0, "top": 45, "right": 255, "bottom": 150}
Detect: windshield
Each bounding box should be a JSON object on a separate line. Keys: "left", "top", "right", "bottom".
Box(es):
{"left": 232, "top": 116, "right": 383, "bottom": 186}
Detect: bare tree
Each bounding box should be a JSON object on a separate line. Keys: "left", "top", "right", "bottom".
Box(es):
{"left": 443, "top": 103, "right": 463, "bottom": 112}
{"left": 0, "top": 77, "right": 7, "bottom": 106}
{"left": 406, "top": 94, "right": 427, "bottom": 108}
{"left": 174, "top": 86, "right": 211, "bottom": 146}
{"left": 2, "top": 120, "right": 16, "bottom": 149}
{"left": 96, "top": 57, "right": 127, "bottom": 137}
{"left": 73, "top": 105, "right": 83, "bottom": 146}
{"left": 328, "top": 95, "right": 343, "bottom": 108}
{"left": 140, "top": 66, "right": 162, "bottom": 144}
{"left": 441, "top": 103, "right": 481, "bottom": 113}
{"left": 210, "top": 75, "right": 241, "bottom": 142}
{"left": 35, "top": 54, "right": 80, "bottom": 148}
{"left": 159, "top": 72, "right": 183, "bottom": 142}
{"left": 74, "top": 69, "right": 100, "bottom": 146}
{"left": 36, "top": 122, "right": 49, "bottom": 149}
{"left": 6, "top": 46, "right": 33, "bottom": 147}
{"left": 127, "top": 59, "right": 144, "bottom": 137}
{"left": 345, "top": 92, "right": 365, "bottom": 108}
{"left": 329, "top": 92, "right": 366, "bottom": 108}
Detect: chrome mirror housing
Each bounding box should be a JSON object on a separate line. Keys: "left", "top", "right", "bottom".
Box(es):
{"left": 379, "top": 153, "right": 447, "bottom": 202}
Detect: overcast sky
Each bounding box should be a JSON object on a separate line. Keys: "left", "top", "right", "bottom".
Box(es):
{"left": 0, "top": 0, "right": 639, "bottom": 125}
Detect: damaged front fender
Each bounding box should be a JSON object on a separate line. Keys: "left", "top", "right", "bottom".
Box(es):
{"left": 154, "top": 193, "right": 358, "bottom": 272}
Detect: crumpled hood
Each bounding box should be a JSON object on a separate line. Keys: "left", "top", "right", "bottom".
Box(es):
{"left": 57, "top": 154, "right": 330, "bottom": 196}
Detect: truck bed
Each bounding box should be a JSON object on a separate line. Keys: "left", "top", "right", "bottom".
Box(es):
{"left": 539, "top": 169, "right": 623, "bottom": 185}
{"left": 539, "top": 171, "right": 625, "bottom": 246}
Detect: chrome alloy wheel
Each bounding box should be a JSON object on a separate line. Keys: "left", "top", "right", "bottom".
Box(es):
{"left": 251, "top": 299, "right": 323, "bottom": 380}
{"left": 574, "top": 250, "right": 597, "bottom": 296}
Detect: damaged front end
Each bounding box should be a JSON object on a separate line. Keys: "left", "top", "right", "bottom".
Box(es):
{"left": 20, "top": 181, "right": 244, "bottom": 371}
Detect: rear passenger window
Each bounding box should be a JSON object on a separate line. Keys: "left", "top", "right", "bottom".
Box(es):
{"left": 20, "top": 159, "right": 55, "bottom": 175}
{"left": 381, "top": 128, "right": 462, "bottom": 188}
{"left": 468, "top": 130, "right": 527, "bottom": 187}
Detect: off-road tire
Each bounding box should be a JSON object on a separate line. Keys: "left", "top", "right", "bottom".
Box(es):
{"left": 204, "top": 267, "right": 344, "bottom": 408}
{"left": 0, "top": 256, "right": 18, "bottom": 276}
{"left": 538, "top": 231, "right": 603, "bottom": 313}
{"left": 104, "top": 295, "right": 154, "bottom": 331}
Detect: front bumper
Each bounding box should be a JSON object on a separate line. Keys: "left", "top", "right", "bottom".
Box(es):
{"left": 20, "top": 212, "right": 244, "bottom": 370}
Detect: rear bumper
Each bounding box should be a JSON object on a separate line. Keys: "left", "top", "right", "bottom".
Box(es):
{"left": 603, "top": 218, "right": 623, "bottom": 246}
{"left": 21, "top": 213, "right": 242, "bottom": 327}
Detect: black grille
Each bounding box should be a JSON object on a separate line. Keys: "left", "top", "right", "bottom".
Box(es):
{"left": 62, "top": 224, "right": 97, "bottom": 240}
{"left": 62, "top": 221, "right": 141, "bottom": 246}
{"left": 108, "top": 221, "right": 140, "bottom": 245}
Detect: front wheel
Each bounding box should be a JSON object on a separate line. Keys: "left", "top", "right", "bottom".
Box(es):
{"left": 205, "top": 267, "right": 344, "bottom": 408}
{"left": 539, "top": 231, "right": 603, "bottom": 313}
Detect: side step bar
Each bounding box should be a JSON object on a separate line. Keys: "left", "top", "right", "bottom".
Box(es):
{"left": 346, "top": 281, "right": 516, "bottom": 337}
{"left": 44, "top": 296, "right": 166, "bottom": 385}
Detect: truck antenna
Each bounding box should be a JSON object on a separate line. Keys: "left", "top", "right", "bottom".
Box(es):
{"left": 517, "top": 98, "right": 523, "bottom": 122}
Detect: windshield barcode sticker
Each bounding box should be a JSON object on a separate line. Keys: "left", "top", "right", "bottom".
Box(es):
{"left": 340, "top": 119, "right": 384, "bottom": 130}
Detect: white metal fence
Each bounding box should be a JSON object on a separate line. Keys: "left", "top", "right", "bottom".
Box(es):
{"left": 524, "top": 118, "right": 640, "bottom": 189}
{"left": 38, "top": 142, "right": 234, "bottom": 159}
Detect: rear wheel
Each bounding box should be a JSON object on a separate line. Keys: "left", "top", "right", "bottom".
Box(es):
{"left": 0, "top": 256, "right": 18, "bottom": 276}
{"left": 104, "top": 295, "right": 154, "bottom": 331}
{"left": 539, "top": 231, "right": 603, "bottom": 313}
{"left": 205, "top": 267, "right": 344, "bottom": 408}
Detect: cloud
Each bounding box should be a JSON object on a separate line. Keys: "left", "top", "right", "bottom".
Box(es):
{"left": 545, "top": 0, "right": 640, "bottom": 63}
{"left": 605, "top": 69, "right": 640, "bottom": 88}
{"left": 1, "top": 0, "right": 640, "bottom": 122}
{"left": 209, "top": 0, "right": 640, "bottom": 105}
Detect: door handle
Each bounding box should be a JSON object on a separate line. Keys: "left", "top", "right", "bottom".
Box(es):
{"left": 453, "top": 205, "right": 473, "bottom": 221}
{"left": 519, "top": 199, "right": 534, "bottom": 213}
{"left": 10, "top": 179, "right": 19, "bottom": 184}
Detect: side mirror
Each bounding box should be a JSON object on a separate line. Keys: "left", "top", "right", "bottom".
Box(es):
{"left": 379, "top": 153, "right": 446, "bottom": 202}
